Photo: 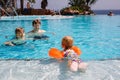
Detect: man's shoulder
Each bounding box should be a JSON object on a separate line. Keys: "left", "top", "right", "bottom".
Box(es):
{"left": 39, "top": 30, "right": 46, "bottom": 32}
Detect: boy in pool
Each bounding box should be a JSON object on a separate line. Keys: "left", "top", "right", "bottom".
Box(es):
{"left": 4, "top": 27, "right": 26, "bottom": 46}
{"left": 26, "top": 19, "right": 48, "bottom": 40}
{"left": 61, "top": 36, "right": 87, "bottom": 72}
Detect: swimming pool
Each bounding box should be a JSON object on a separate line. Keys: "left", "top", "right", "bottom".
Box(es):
{"left": 0, "top": 15, "right": 120, "bottom": 60}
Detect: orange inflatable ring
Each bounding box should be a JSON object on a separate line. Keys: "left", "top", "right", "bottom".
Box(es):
{"left": 72, "top": 46, "right": 82, "bottom": 56}
{"left": 49, "top": 48, "right": 64, "bottom": 59}
{"left": 48, "top": 46, "right": 81, "bottom": 59}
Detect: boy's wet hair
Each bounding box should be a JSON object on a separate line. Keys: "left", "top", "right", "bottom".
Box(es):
{"left": 62, "top": 36, "right": 73, "bottom": 50}
{"left": 32, "top": 19, "right": 41, "bottom": 26}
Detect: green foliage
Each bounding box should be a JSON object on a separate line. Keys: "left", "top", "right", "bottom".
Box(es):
{"left": 60, "top": 6, "right": 83, "bottom": 13}
{"left": 68, "top": 0, "right": 97, "bottom": 11}
{"left": 28, "top": 0, "right": 36, "bottom": 3}
{"left": 69, "top": 0, "right": 85, "bottom": 6}
{"left": 70, "top": 6, "right": 83, "bottom": 12}
{"left": 69, "top": 0, "right": 97, "bottom": 7}
{"left": 86, "top": 0, "right": 97, "bottom": 6}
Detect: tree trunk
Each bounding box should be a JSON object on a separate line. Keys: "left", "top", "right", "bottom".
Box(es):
{"left": 20, "top": 0, "right": 24, "bottom": 14}
{"left": 12, "top": 0, "right": 15, "bottom": 8}
{"left": 41, "top": 0, "right": 48, "bottom": 9}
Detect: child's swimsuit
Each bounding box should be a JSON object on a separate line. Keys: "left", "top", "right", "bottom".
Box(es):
{"left": 11, "top": 41, "right": 26, "bottom": 45}
{"left": 11, "top": 39, "right": 26, "bottom": 45}
{"left": 64, "top": 49, "right": 79, "bottom": 62}
{"left": 64, "top": 49, "right": 82, "bottom": 63}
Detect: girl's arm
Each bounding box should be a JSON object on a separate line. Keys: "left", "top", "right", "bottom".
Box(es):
{"left": 4, "top": 41, "right": 14, "bottom": 46}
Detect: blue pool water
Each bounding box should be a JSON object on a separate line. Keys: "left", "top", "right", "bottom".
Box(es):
{"left": 0, "top": 15, "right": 120, "bottom": 60}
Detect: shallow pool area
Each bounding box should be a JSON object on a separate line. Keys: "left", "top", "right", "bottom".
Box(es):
{"left": 0, "top": 59, "right": 120, "bottom": 80}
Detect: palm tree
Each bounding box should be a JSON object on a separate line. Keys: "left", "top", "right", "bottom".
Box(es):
{"left": 20, "top": 0, "right": 24, "bottom": 13}
{"left": 85, "top": 0, "right": 97, "bottom": 6}
{"left": 28, "top": 0, "right": 36, "bottom": 3}
{"left": 0, "top": 0, "right": 8, "bottom": 7}
{"left": 69, "top": 0, "right": 97, "bottom": 7}
{"left": 68, "top": 0, "right": 85, "bottom": 7}
{"left": 11, "top": 0, "right": 16, "bottom": 7}
{"left": 68, "top": 0, "right": 97, "bottom": 10}
{"left": 41, "top": 0, "right": 48, "bottom": 9}
{"left": 0, "top": 0, "right": 4, "bottom": 7}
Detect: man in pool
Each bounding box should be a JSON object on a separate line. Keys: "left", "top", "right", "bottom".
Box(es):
{"left": 26, "top": 19, "right": 49, "bottom": 40}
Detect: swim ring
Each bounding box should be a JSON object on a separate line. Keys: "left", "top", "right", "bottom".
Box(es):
{"left": 48, "top": 46, "right": 81, "bottom": 59}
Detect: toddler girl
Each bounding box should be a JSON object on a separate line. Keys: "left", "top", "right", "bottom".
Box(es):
{"left": 61, "top": 36, "right": 87, "bottom": 72}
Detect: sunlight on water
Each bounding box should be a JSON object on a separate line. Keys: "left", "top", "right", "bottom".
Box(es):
{"left": 0, "top": 15, "right": 120, "bottom": 80}
{"left": 0, "top": 15, "right": 120, "bottom": 60}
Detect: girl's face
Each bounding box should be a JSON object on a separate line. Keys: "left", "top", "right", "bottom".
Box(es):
{"left": 16, "top": 31, "right": 23, "bottom": 39}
